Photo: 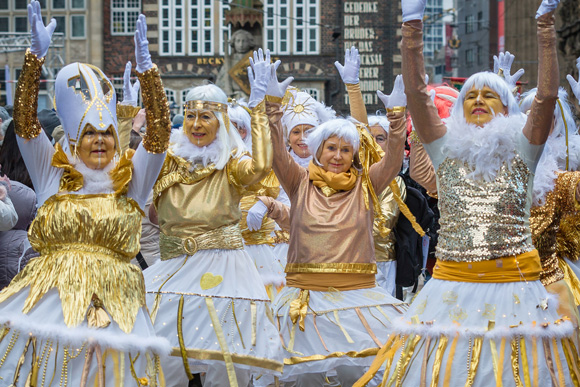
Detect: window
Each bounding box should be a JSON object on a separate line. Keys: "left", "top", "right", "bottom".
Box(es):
{"left": 465, "top": 15, "right": 474, "bottom": 34}
{"left": 71, "top": 15, "right": 84, "bottom": 38}
{"left": 264, "top": 0, "right": 289, "bottom": 55}
{"left": 302, "top": 87, "right": 320, "bottom": 101}
{"left": 14, "top": 0, "right": 27, "bottom": 9}
{"left": 477, "top": 45, "right": 483, "bottom": 65}
{"left": 188, "top": 0, "right": 213, "bottom": 55}
{"left": 465, "top": 48, "right": 474, "bottom": 66}
{"left": 111, "top": 0, "right": 140, "bottom": 36}
{"left": 0, "top": 17, "right": 8, "bottom": 32}
{"left": 71, "top": 0, "right": 84, "bottom": 9}
{"left": 52, "top": 0, "right": 65, "bottom": 9}
{"left": 54, "top": 15, "right": 65, "bottom": 35}
{"left": 218, "top": 0, "right": 230, "bottom": 56}
{"left": 165, "top": 88, "right": 177, "bottom": 107}
{"left": 477, "top": 11, "right": 483, "bottom": 30}
{"left": 14, "top": 17, "right": 27, "bottom": 32}
{"left": 293, "top": 0, "right": 319, "bottom": 54}
{"left": 0, "top": 0, "right": 8, "bottom": 10}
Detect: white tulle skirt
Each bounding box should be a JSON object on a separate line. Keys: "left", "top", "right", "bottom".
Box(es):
{"left": 143, "top": 249, "right": 284, "bottom": 387}
{"left": 360, "top": 278, "right": 580, "bottom": 386}
{"left": 376, "top": 261, "right": 397, "bottom": 297}
{"left": 0, "top": 288, "right": 169, "bottom": 387}
{"left": 262, "top": 284, "right": 408, "bottom": 384}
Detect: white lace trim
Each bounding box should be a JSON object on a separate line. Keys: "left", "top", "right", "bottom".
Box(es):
{"left": 290, "top": 150, "right": 312, "bottom": 169}
{"left": 442, "top": 113, "right": 527, "bottom": 181}
{"left": 169, "top": 129, "right": 224, "bottom": 170}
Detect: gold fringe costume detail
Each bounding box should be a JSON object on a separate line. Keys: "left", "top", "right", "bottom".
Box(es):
{"left": 389, "top": 179, "right": 425, "bottom": 237}
{"left": 137, "top": 65, "right": 171, "bottom": 154}
{"left": 13, "top": 49, "right": 45, "bottom": 140}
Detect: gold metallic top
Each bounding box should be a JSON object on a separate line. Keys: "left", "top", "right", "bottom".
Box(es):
{"left": 185, "top": 100, "right": 228, "bottom": 114}
{"left": 436, "top": 155, "right": 535, "bottom": 262}
{"left": 13, "top": 49, "right": 45, "bottom": 140}
{"left": 0, "top": 191, "right": 145, "bottom": 334}
{"left": 117, "top": 104, "right": 141, "bottom": 152}
{"left": 137, "top": 65, "right": 171, "bottom": 154}
{"left": 154, "top": 101, "right": 272, "bottom": 252}
{"left": 531, "top": 171, "right": 580, "bottom": 286}
{"left": 240, "top": 170, "right": 280, "bottom": 245}
{"left": 374, "top": 176, "right": 406, "bottom": 262}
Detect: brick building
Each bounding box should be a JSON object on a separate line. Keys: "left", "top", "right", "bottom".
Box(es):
{"left": 102, "top": 0, "right": 401, "bottom": 115}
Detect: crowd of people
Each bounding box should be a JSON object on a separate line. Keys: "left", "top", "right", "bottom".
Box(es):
{"left": 0, "top": 0, "right": 578, "bottom": 386}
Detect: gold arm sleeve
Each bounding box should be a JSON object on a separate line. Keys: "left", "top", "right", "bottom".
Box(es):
{"left": 136, "top": 65, "right": 171, "bottom": 154}
{"left": 13, "top": 50, "right": 45, "bottom": 140}
{"left": 523, "top": 13, "right": 559, "bottom": 145}
{"left": 235, "top": 100, "right": 273, "bottom": 186}
{"left": 116, "top": 105, "right": 141, "bottom": 153}
{"left": 409, "top": 138, "right": 437, "bottom": 194}
{"left": 346, "top": 83, "right": 368, "bottom": 125}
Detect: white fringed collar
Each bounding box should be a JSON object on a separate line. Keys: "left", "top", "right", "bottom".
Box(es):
{"left": 169, "top": 129, "right": 224, "bottom": 170}
{"left": 70, "top": 157, "right": 115, "bottom": 195}
{"left": 442, "top": 113, "right": 527, "bottom": 181}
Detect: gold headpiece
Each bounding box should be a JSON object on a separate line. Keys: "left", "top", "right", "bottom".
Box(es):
{"left": 184, "top": 100, "right": 228, "bottom": 114}
{"left": 228, "top": 98, "right": 251, "bottom": 114}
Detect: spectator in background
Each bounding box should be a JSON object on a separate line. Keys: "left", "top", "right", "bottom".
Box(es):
{"left": 4, "top": 105, "right": 13, "bottom": 117}
{"left": 0, "top": 121, "right": 34, "bottom": 190}
{"left": 171, "top": 113, "right": 183, "bottom": 129}
{"left": 37, "top": 108, "right": 60, "bottom": 139}
{"left": 0, "top": 106, "right": 10, "bottom": 145}
{"left": 0, "top": 175, "right": 18, "bottom": 232}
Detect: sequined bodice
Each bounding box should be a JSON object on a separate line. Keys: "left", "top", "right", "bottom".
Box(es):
{"left": 436, "top": 155, "right": 535, "bottom": 262}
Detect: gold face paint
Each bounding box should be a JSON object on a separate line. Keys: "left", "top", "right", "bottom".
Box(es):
{"left": 463, "top": 86, "right": 506, "bottom": 126}
{"left": 77, "top": 125, "right": 116, "bottom": 169}
{"left": 184, "top": 109, "right": 220, "bottom": 147}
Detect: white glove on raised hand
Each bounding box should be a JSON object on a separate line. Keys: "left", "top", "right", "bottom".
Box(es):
{"left": 266, "top": 60, "right": 294, "bottom": 99}
{"left": 246, "top": 201, "right": 268, "bottom": 231}
{"left": 134, "top": 14, "right": 153, "bottom": 73}
{"left": 28, "top": 1, "right": 56, "bottom": 58}
{"left": 377, "top": 75, "right": 406, "bottom": 109}
{"left": 248, "top": 48, "right": 272, "bottom": 108}
{"left": 493, "top": 51, "right": 524, "bottom": 89}
{"left": 122, "top": 61, "right": 140, "bottom": 106}
{"left": 566, "top": 57, "right": 580, "bottom": 103}
{"left": 401, "top": 0, "right": 428, "bottom": 22}
{"left": 334, "top": 46, "right": 360, "bottom": 84}
{"left": 536, "top": 0, "right": 559, "bottom": 18}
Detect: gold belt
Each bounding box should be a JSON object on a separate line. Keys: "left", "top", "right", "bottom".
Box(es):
{"left": 160, "top": 223, "right": 244, "bottom": 260}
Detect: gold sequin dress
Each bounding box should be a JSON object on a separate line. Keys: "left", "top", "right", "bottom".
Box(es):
{"left": 356, "top": 17, "right": 580, "bottom": 387}
{"left": 142, "top": 100, "right": 284, "bottom": 387}
{"left": 0, "top": 52, "right": 171, "bottom": 386}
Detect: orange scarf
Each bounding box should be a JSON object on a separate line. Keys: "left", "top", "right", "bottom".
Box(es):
{"left": 308, "top": 161, "right": 357, "bottom": 197}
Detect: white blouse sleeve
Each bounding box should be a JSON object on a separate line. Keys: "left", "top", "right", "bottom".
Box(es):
{"left": 127, "top": 143, "right": 166, "bottom": 211}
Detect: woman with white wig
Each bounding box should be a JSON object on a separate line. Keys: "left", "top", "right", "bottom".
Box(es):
{"left": 228, "top": 98, "right": 252, "bottom": 152}
{"left": 357, "top": 0, "right": 580, "bottom": 385}
{"left": 258, "top": 48, "right": 408, "bottom": 386}
{"left": 520, "top": 84, "right": 580, "bottom": 321}
{"left": 0, "top": 4, "right": 171, "bottom": 384}
{"left": 143, "top": 50, "right": 283, "bottom": 386}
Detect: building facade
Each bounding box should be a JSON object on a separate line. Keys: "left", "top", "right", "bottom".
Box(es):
{"left": 456, "top": 0, "right": 496, "bottom": 77}
{"left": 0, "top": 0, "right": 104, "bottom": 108}
{"left": 102, "top": 0, "right": 401, "bottom": 115}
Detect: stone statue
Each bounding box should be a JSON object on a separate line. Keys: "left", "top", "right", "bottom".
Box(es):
{"left": 216, "top": 29, "right": 256, "bottom": 98}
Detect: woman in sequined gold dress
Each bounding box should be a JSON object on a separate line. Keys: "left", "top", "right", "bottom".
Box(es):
{"left": 259, "top": 50, "right": 408, "bottom": 386}
{"left": 0, "top": 4, "right": 171, "bottom": 386}
{"left": 356, "top": 0, "right": 580, "bottom": 385}
{"left": 143, "top": 50, "right": 283, "bottom": 387}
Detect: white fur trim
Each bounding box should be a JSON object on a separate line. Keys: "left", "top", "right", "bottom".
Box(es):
{"left": 0, "top": 312, "right": 171, "bottom": 355}
{"left": 169, "top": 129, "right": 224, "bottom": 170}
{"left": 442, "top": 113, "right": 527, "bottom": 181}
{"left": 69, "top": 157, "right": 115, "bottom": 195}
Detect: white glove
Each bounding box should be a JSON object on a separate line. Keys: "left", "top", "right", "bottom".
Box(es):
{"left": 248, "top": 48, "right": 271, "bottom": 108}
{"left": 266, "top": 60, "right": 294, "bottom": 99}
{"left": 401, "top": 0, "right": 427, "bottom": 22}
{"left": 122, "top": 61, "right": 140, "bottom": 106}
{"left": 566, "top": 57, "right": 580, "bottom": 102}
{"left": 493, "top": 51, "right": 524, "bottom": 89}
{"left": 134, "top": 14, "right": 152, "bottom": 73}
{"left": 246, "top": 201, "right": 268, "bottom": 231}
{"left": 334, "top": 46, "right": 360, "bottom": 84}
{"left": 536, "top": 0, "right": 559, "bottom": 18}
{"left": 28, "top": 1, "right": 56, "bottom": 58}
{"left": 377, "top": 75, "right": 406, "bottom": 109}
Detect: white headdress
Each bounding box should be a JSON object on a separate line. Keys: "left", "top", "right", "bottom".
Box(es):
{"left": 281, "top": 91, "right": 335, "bottom": 139}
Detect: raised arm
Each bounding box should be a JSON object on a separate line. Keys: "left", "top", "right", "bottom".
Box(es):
{"left": 369, "top": 75, "right": 407, "bottom": 193}
{"left": 522, "top": 2, "right": 560, "bottom": 145}
{"left": 117, "top": 61, "right": 141, "bottom": 153}
{"left": 335, "top": 47, "right": 367, "bottom": 124}
{"left": 14, "top": 1, "right": 60, "bottom": 202}
{"left": 257, "top": 195, "right": 291, "bottom": 232}
{"left": 234, "top": 49, "right": 274, "bottom": 186}
{"left": 409, "top": 131, "right": 438, "bottom": 195}
{"left": 400, "top": 0, "right": 446, "bottom": 144}
{"left": 127, "top": 15, "right": 171, "bottom": 210}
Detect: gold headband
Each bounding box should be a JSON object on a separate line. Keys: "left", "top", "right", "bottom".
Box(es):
{"left": 184, "top": 100, "right": 228, "bottom": 114}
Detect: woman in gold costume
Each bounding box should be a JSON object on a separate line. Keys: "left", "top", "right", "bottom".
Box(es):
{"left": 0, "top": 3, "right": 171, "bottom": 386}
{"left": 356, "top": 0, "right": 580, "bottom": 385}
{"left": 143, "top": 50, "right": 283, "bottom": 387}
{"left": 259, "top": 49, "right": 408, "bottom": 386}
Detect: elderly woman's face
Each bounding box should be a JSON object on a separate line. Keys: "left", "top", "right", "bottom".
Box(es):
{"left": 370, "top": 124, "right": 388, "bottom": 153}
{"left": 184, "top": 109, "right": 220, "bottom": 147}
{"left": 463, "top": 86, "right": 507, "bottom": 126}
{"left": 318, "top": 135, "right": 354, "bottom": 174}
{"left": 288, "top": 124, "right": 313, "bottom": 158}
